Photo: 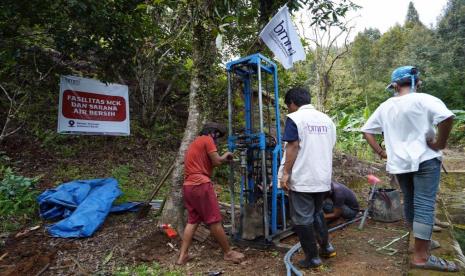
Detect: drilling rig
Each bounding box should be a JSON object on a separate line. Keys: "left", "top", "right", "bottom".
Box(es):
{"left": 226, "top": 53, "right": 289, "bottom": 247}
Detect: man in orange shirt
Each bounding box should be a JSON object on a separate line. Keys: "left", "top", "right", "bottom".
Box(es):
{"left": 176, "top": 122, "right": 245, "bottom": 265}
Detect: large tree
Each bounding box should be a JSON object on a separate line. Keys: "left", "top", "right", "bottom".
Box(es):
{"left": 436, "top": 0, "right": 465, "bottom": 109}
{"left": 405, "top": 1, "right": 421, "bottom": 26}
{"left": 160, "top": 0, "right": 219, "bottom": 228}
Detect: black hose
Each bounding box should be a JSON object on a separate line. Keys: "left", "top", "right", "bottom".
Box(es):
{"left": 284, "top": 215, "right": 363, "bottom": 276}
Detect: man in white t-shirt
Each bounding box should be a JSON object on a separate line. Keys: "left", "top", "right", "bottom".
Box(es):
{"left": 279, "top": 87, "right": 337, "bottom": 269}
{"left": 361, "top": 66, "right": 457, "bottom": 272}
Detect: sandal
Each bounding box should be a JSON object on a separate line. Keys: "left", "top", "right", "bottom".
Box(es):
{"left": 411, "top": 255, "right": 459, "bottom": 272}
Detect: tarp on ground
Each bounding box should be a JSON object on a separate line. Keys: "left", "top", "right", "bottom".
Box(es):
{"left": 37, "top": 178, "right": 139, "bottom": 238}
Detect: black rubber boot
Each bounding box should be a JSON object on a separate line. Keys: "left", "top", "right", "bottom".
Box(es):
{"left": 314, "top": 211, "right": 336, "bottom": 258}
{"left": 294, "top": 224, "right": 322, "bottom": 269}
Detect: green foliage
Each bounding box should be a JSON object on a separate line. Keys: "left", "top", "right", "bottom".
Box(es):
{"left": 111, "top": 164, "right": 132, "bottom": 187}
{"left": 111, "top": 164, "right": 142, "bottom": 203}
{"left": 0, "top": 151, "right": 11, "bottom": 167}
{"left": 436, "top": 0, "right": 465, "bottom": 110}
{"left": 110, "top": 164, "right": 163, "bottom": 204}
{"left": 405, "top": 1, "right": 421, "bottom": 26}
{"left": 334, "top": 108, "right": 373, "bottom": 160}
{"left": 450, "top": 110, "right": 465, "bottom": 144}
{"left": 454, "top": 227, "right": 465, "bottom": 252}
{"left": 0, "top": 167, "right": 40, "bottom": 231}
{"left": 115, "top": 262, "right": 184, "bottom": 276}
{"left": 315, "top": 0, "right": 465, "bottom": 154}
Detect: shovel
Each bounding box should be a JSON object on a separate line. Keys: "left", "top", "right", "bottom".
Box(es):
{"left": 135, "top": 161, "right": 175, "bottom": 220}
{"left": 358, "top": 174, "right": 381, "bottom": 230}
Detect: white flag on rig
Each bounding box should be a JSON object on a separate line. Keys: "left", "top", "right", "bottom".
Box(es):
{"left": 259, "top": 5, "right": 305, "bottom": 69}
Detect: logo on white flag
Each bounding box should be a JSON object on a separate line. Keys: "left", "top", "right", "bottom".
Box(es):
{"left": 270, "top": 20, "right": 297, "bottom": 57}
{"left": 259, "top": 6, "right": 305, "bottom": 69}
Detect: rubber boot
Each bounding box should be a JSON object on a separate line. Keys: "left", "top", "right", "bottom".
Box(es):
{"left": 314, "top": 211, "right": 336, "bottom": 258}
{"left": 294, "top": 224, "right": 322, "bottom": 269}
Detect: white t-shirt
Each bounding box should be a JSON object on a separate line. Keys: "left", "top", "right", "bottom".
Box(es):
{"left": 279, "top": 105, "right": 336, "bottom": 192}
{"left": 361, "top": 93, "right": 454, "bottom": 174}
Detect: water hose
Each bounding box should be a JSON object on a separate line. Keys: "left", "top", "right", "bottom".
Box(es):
{"left": 284, "top": 215, "right": 363, "bottom": 276}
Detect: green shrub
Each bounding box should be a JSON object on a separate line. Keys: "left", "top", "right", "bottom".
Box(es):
{"left": 0, "top": 167, "right": 40, "bottom": 231}
{"left": 333, "top": 107, "right": 376, "bottom": 161}
{"left": 450, "top": 110, "right": 465, "bottom": 145}
{"left": 114, "top": 262, "right": 183, "bottom": 276}
{"left": 111, "top": 164, "right": 151, "bottom": 203}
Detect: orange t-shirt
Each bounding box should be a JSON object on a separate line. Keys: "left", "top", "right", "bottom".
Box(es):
{"left": 184, "top": 135, "right": 217, "bottom": 185}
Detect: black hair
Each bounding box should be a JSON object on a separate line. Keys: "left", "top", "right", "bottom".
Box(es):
{"left": 396, "top": 77, "right": 420, "bottom": 88}
{"left": 284, "top": 87, "right": 311, "bottom": 107}
{"left": 199, "top": 127, "right": 218, "bottom": 136}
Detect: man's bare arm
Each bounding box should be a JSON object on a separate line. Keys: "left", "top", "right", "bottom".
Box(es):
{"left": 363, "top": 132, "right": 386, "bottom": 158}
{"left": 324, "top": 207, "right": 343, "bottom": 220}
{"left": 208, "top": 151, "right": 233, "bottom": 167}
{"left": 279, "top": 141, "right": 299, "bottom": 191}
{"left": 427, "top": 116, "right": 454, "bottom": 151}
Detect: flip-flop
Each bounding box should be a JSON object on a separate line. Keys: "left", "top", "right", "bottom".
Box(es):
{"left": 411, "top": 255, "right": 459, "bottom": 272}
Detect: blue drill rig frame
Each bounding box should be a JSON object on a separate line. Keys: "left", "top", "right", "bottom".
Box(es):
{"left": 226, "top": 53, "right": 288, "bottom": 244}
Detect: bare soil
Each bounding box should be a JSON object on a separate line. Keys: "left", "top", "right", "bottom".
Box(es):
{"left": 0, "top": 211, "right": 410, "bottom": 276}
{"left": 1, "top": 134, "right": 410, "bottom": 275}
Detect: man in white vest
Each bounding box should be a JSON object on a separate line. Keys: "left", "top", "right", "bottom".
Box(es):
{"left": 280, "top": 87, "right": 337, "bottom": 269}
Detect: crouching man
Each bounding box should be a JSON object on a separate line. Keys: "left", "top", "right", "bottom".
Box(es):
{"left": 323, "top": 181, "right": 360, "bottom": 222}
{"left": 280, "top": 88, "right": 337, "bottom": 269}
{"left": 176, "top": 122, "right": 244, "bottom": 265}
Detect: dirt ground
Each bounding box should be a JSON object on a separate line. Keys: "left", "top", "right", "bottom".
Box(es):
{"left": 443, "top": 148, "right": 465, "bottom": 172}
{"left": 0, "top": 210, "right": 409, "bottom": 276}
{"left": 1, "top": 137, "right": 410, "bottom": 275}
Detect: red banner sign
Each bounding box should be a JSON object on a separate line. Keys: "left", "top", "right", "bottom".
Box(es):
{"left": 62, "top": 90, "right": 127, "bottom": 122}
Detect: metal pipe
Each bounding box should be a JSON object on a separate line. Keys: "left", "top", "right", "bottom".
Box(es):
{"left": 257, "top": 57, "right": 269, "bottom": 241}
{"left": 329, "top": 215, "right": 363, "bottom": 233}
{"left": 227, "top": 71, "right": 235, "bottom": 236}
{"left": 359, "top": 182, "right": 377, "bottom": 230}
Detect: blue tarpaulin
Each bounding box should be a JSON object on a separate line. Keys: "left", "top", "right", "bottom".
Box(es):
{"left": 37, "top": 178, "right": 140, "bottom": 238}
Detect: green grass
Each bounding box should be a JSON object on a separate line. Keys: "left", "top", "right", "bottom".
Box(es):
{"left": 52, "top": 162, "right": 159, "bottom": 204}
{"left": 111, "top": 164, "right": 160, "bottom": 204}
{"left": 0, "top": 166, "right": 40, "bottom": 232}
{"left": 114, "top": 262, "right": 184, "bottom": 276}
{"left": 453, "top": 227, "right": 465, "bottom": 253}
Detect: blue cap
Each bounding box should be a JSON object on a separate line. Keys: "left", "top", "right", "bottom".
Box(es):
{"left": 386, "top": 66, "right": 419, "bottom": 90}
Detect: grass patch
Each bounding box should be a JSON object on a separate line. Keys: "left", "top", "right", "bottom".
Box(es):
{"left": 111, "top": 164, "right": 158, "bottom": 204}
{"left": 453, "top": 227, "right": 465, "bottom": 253}
{"left": 0, "top": 166, "right": 40, "bottom": 232}
{"left": 52, "top": 162, "right": 160, "bottom": 204}
{"left": 114, "top": 262, "right": 184, "bottom": 276}
{"left": 52, "top": 163, "right": 99, "bottom": 185}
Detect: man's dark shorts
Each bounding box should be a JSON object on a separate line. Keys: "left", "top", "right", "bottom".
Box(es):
{"left": 183, "top": 182, "right": 222, "bottom": 225}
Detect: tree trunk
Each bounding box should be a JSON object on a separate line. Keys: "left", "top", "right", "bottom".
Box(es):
{"left": 137, "top": 66, "right": 156, "bottom": 127}
{"left": 322, "top": 73, "right": 331, "bottom": 108}
{"left": 159, "top": 73, "right": 202, "bottom": 229}
{"left": 160, "top": 0, "right": 216, "bottom": 231}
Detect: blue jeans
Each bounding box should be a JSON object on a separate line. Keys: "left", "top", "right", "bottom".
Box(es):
{"left": 396, "top": 158, "right": 441, "bottom": 240}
